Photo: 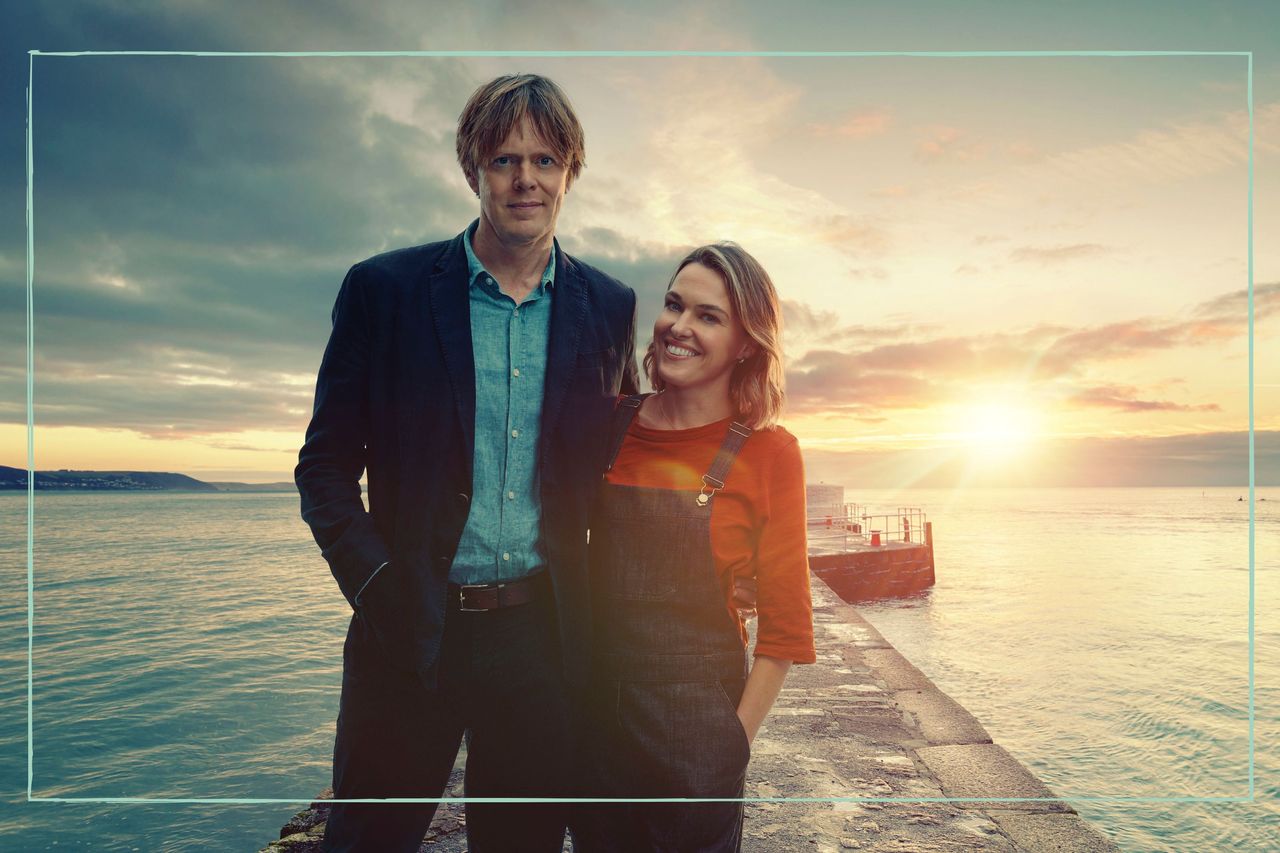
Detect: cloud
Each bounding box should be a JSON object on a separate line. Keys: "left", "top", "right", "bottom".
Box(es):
{"left": 1003, "top": 141, "right": 1041, "bottom": 163}
{"left": 3, "top": 8, "right": 1270, "bottom": 455}
{"left": 1013, "top": 103, "right": 1280, "bottom": 189}
{"left": 785, "top": 330, "right": 1050, "bottom": 415}
{"left": 915, "top": 125, "right": 988, "bottom": 162}
{"left": 1067, "top": 384, "right": 1220, "bottom": 413}
{"left": 568, "top": 227, "right": 691, "bottom": 338}
{"left": 1193, "top": 281, "right": 1280, "bottom": 323}
{"left": 1037, "top": 282, "right": 1280, "bottom": 375}
{"left": 786, "top": 352, "right": 943, "bottom": 415}
{"left": 0, "top": 47, "right": 497, "bottom": 442}
{"left": 1009, "top": 243, "right": 1112, "bottom": 265}
{"left": 811, "top": 322, "right": 946, "bottom": 350}
{"left": 1038, "top": 322, "right": 1186, "bottom": 373}
{"left": 811, "top": 215, "right": 891, "bottom": 254}
{"left": 781, "top": 299, "right": 840, "bottom": 339}
{"left": 811, "top": 109, "right": 892, "bottom": 140}
{"left": 9, "top": 362, "right": 315, "bottom": 440}
{"left": 801, "top": 430, "right": 1278, "bottom": 488}
{"left": 778, "top": 280, "right": 1276, "bottom": 420}
{"left": 582, "top": 59, "right": 894, "bottom": 263}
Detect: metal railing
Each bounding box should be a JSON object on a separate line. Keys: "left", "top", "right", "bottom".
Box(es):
{"left": 807, "top": 503, "right": 928, "bottom": 551}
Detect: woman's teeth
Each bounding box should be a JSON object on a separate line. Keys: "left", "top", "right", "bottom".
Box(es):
{"left": 666, "top": 342, "right": 698, "bottom": 357}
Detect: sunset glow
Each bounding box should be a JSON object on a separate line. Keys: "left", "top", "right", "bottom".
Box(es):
{"left": 956, "top": 402, "right": 1042, "bottom": 460}
{"left": 6, "top": 47, "right": 1277, "bottom": 487}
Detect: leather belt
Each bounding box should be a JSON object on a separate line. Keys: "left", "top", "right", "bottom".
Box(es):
{"left": 448, "top": 572, "right": 546, "bottom": 612}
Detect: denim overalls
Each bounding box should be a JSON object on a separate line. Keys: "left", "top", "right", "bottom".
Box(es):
{"left": 579, "top": 394, "right": 754, "bottom": 852}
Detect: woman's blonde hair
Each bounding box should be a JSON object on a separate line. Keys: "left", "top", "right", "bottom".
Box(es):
{"left": 643, "top": 243, "right": 785, "bottom": 429}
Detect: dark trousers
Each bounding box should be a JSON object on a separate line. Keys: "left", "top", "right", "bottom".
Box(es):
{"left": 322, "top": 592, "right": 571, "bottom": 853}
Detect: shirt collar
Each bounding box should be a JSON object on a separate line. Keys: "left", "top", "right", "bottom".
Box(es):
{"left": 463, "top": 223, "right": 556, "bottom": 294}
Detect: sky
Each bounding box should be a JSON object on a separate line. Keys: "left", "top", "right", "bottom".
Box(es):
{"left": 3, "top": 1, "right": 1279, "bottom": 487}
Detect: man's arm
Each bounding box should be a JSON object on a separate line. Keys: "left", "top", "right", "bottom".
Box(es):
{"left": 295, "top": 264, "right": 392, "bottom": 609}
{"left": 620, "top": 288, "right": 641, "bottom": 396}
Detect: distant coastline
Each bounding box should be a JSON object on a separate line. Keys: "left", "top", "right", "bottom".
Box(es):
{"left": 0, "top": 465, "right": 295, "bottom": 493}
{"left": 0, "top": 465, "right": 1266, "bottom": 493}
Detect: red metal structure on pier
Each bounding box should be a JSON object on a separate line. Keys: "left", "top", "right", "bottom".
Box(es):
{"left": 805, "top": 485, "right": 936, "bottom": 602}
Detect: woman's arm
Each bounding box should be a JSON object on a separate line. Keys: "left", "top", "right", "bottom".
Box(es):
{"left": 737, "top": 654, "right": 792, "bottom": 744}
{"left": 750, "top": 435, "right": 815, "bottom": 665}
{"left": 736, "top": 433, "right": 814, "bottom": 743}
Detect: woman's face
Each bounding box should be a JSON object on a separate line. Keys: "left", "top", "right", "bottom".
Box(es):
{"left": 652, "top": 262, "right": 753, "bottom": 394}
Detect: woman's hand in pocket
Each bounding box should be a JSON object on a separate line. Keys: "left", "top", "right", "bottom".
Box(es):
{"left": 736, "top": 655, "right": 793, "bottom": 745}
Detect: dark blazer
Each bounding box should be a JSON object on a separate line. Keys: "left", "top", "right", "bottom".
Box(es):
{"left": 296, "top": 223, "right": 639, "bottom": 687}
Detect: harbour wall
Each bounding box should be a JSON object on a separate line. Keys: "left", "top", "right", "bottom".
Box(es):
{"left": 263, "top": 575, "right": 1120, "bottom": 852}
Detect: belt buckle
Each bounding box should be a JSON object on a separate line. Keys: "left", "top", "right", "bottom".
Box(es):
{"left": 458, "top": 582, "right": 502, "bottom": 612}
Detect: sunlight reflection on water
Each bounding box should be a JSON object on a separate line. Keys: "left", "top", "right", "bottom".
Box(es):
{"left": 1, "top": 487, "right": 1275, "bottom": 850}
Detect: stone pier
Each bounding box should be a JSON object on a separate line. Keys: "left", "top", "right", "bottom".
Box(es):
{"left": 263, "top": 577, "right": 1120, "bottom": 852}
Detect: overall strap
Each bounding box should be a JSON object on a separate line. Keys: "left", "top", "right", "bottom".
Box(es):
{"left": 604, "top": 393, "right": 650, "bottom": 472}
{"left": 698, "top": 421, "right": 754, "bottom": 507}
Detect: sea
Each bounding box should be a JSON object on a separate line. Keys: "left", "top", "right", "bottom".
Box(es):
{"left": 0, "top": 487, "right": 1275, "bottom": 851}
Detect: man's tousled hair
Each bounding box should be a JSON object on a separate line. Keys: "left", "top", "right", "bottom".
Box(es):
{"left": 456, "top": 74, "right": 585, "bottom": 185}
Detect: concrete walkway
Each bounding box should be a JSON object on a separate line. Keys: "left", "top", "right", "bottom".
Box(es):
{"left": 263, "top": 577, "right": 1120, "bottom": 852}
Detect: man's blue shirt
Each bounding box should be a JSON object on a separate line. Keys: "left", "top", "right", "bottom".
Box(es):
{"left": 449, "top": 225, "right": 555, "bottom": 584}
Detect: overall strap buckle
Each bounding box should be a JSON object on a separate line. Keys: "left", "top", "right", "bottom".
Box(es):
{"left": 696, "top": 421, "right": 754, "bottom": 508}
{"left": 697, "top": 474, "right": 725, "bottom": 507}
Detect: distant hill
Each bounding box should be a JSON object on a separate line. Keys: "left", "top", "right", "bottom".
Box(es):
{"left": 0, "top": 465, "right": 218, "bottom": 491}
{"left": 206, "top": 481, "right": 296, "bottom": 493}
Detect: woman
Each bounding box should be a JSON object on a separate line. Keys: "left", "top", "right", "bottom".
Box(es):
{"left": 580, "top": 243, "right": 816, "bottom": 852}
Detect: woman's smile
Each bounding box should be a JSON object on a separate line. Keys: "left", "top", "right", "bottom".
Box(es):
{"left": 664, "top": 340, "right": 700, "bottom": 358}
{"left": 652, "top": 261, "right": 751, "bottom": 392}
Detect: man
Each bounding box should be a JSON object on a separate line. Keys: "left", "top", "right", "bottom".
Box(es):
{"left": 296, "top": 73, "right": 638, "bottom": 852}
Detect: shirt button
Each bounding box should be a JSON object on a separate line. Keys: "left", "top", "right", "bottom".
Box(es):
{"left": 511, "top": 429, "right": 519, "bottom": 438}
{"left": 512, "top": 368, "right": 520, "bottom": 377}
{"left": 507, "top": 490, "right": 515, "bottom": 500}
{"left": 502, "top": 552, "right": 511, "bottom": 561}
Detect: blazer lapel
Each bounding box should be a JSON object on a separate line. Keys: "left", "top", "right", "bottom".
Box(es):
{"left": 542, "top": 238, "right": 587, "bottom": 443}
{"left": 427, "top": 225, "right": 476, "bottom": 465}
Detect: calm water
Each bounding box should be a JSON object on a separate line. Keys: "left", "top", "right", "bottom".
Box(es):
{"left": 853, "top": 487, "right": 1278, "bottom": 851}
{"left": 0, "top": 488, "right": 1275, "bottom": 850}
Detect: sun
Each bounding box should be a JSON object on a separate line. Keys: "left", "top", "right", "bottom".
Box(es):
{"left": 957, "top": 401, "right": 1041, "bottom": 460}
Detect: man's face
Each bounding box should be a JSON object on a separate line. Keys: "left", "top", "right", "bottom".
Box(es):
{"left": 468, "top": 116, "right": 569, "bottom": 250}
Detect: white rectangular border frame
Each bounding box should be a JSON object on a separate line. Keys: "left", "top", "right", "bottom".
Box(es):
{"left": 24, "top": 48, "right": 1256, "bottom": 806}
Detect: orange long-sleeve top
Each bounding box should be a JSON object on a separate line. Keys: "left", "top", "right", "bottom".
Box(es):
{"left": 604, "top": 414, "right": 817, "bottom": 664}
